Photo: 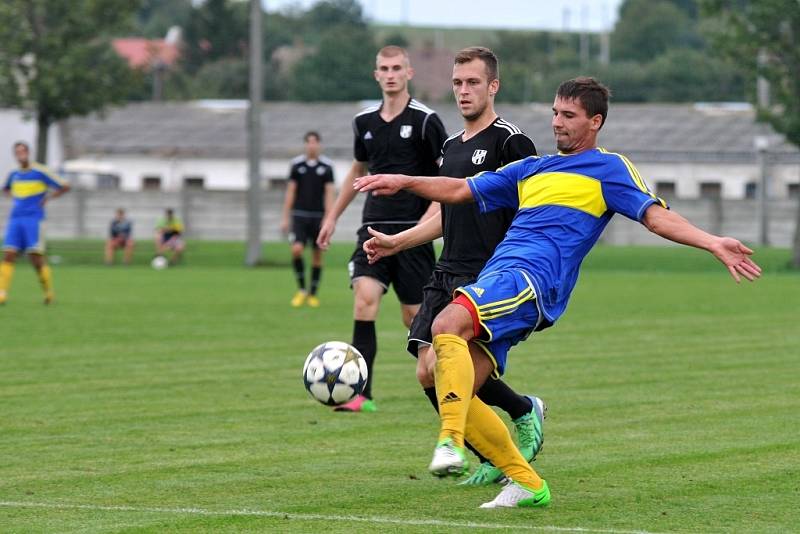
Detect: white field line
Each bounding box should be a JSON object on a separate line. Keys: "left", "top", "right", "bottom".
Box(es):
{"left": 0, "top": 500, "right": 666, "bottom": 534}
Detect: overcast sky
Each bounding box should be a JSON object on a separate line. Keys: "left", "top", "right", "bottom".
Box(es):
{"left": 264, "top": 0, "right": 624, "bottom": 32}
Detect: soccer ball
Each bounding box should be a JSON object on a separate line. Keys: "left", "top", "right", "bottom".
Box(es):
{"left": 151, "top": 256, "right": 168, "bottom": 270}
{"left": 302, "top": 341, "right": 368, "bottom": 406}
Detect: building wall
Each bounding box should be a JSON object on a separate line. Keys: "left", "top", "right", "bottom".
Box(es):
{"left": 63, "top": 153, "right": 800, "bottom": 200}
{"left": 639, "top": 161, "right": 800, "bottom": 199}
{"left": 69, "top": 154, "right": 354, "bottom": 191}
{"left": 0, "top": 109, "right": 63, "bottom": 173}
{"left": 0, "top": 189, "right": 796, "bottom": 247}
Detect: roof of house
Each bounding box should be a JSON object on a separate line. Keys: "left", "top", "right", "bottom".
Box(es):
{"left": 64, "top": 100, "right": 799, "bottom": 163}
{"left": 112, "top": 38, "right": 180, "bottom": 70}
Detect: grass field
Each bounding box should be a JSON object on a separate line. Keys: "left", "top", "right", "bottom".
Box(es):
{"left": 1, "top": 242, "right": 798, "bottom": 533}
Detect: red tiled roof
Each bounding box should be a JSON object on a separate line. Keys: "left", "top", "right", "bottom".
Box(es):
{"left": 112, "top": 38, "right": 180, "bottom": 69}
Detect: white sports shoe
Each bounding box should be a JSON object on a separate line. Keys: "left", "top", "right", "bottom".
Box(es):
{"left": 428, "top": 437, "right": 469, "bottom": 477}
{"left": 480, "top": 480, "right": 551, "bottom": 509}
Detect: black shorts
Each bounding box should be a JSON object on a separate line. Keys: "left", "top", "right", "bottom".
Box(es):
{"left": 407, "top": 269, "right": 476, "bottom": 357}
{"left": 291, "top": 214, "right": 323, "bottom": 248}
{"left": 349, "top": 223, "right": 435, "bottom": 306}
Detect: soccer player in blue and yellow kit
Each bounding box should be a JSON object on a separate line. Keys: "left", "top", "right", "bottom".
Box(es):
{"left": 0, "top": 141, "right": 69, "bottom": 305}
{"left": 355, "top": 77, "right": 762, "bottom": 508}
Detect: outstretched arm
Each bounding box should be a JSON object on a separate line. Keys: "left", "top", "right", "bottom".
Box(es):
{"left": 354, "top": 174, "right": 473, "bottom": 205}
{"left": 642, "top": 204, "right": 761, "bottom": 283}
{"left": 363, "top": 213, "right": 443, "bottom": 264}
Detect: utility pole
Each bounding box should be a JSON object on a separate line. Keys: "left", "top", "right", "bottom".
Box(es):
{"left": 754, "top": 136, "right": 770, "bottom": 246}
{"left": 245, "top": 0, "right": 263, "bottom": 266}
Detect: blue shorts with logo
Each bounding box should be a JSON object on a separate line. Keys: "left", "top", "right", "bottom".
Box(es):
{"left": 454, "top": 269, "right": 545, "bottom": 376}
{"left": 3, "top": 217, "right": 45, "bottom": 253}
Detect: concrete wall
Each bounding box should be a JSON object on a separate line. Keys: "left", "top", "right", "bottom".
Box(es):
{"left": 0, "top": 189, "right": 797, "bottom": 247}
{"left": 65, "top": 154, "right": 355, "bottom": 191}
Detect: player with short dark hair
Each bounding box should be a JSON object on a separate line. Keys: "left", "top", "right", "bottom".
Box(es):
{"left": 0, "top": 141, "right": 70, "bottom": 304}
{"left": 363, "top": 47, "right": 545, "bottom": 485}
{"left": 355, "top": 76, "right": 761, "bottom": 508}
{"left": 317, "top": 45, "right": 447, "bottom": 412}
{"left": 281, "top": 131, "right": 335, "bottom": 308}
{"left": 105, "top": 208, "right": 134, "bottom": 265}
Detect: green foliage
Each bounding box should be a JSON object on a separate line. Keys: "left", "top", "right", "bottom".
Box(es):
{"left": 136, "top": 0, "right": 192, "bottom": 38}
{"left": 612, "top": 0, "right": 700, "bottom": 61}
{"left": 701, "top": 0, "right": 800, "bottom": 146}
{"left": 182, "top": 0, "right": 249, "bottom": 73}
{"left": 288, "top": 26, "right": 377, "bottom": 101}
{"left": 0, "top": 0, "right": 140, "bottom": 159}
{"left": 0, "top": 243, "right": 797, "bottom": 532}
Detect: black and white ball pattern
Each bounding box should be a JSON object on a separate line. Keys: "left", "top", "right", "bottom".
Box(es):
{"left": 303, "top": 341, "right": 368, "bottom": 406}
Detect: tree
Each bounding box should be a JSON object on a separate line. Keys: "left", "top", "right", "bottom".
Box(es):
{"left": 183, "top": 0, "right": 249, "bottom": 73}
{"left": 0, "top": 0, "right": 138, "bottom": 162}
{"left": 612, "top": 0, "right": 699, "bottom": 62}
{"left": 701, "top": 0, "right": 800, "bottom": 266}
{"left": 289, "top": 25, "right": 377, "bottom": 101}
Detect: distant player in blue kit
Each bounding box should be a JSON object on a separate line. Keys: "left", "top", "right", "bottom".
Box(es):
{"left": 355, "top": 77, "right": 761, "bottom": 508}
{"left": 0, "top": 141, "right": 69, "bottom": 305}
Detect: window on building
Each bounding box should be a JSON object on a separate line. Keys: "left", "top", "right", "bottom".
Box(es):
{"left": 655, "top": 181, "right": 676, "bottom": 198}
{"left": 789, "top": 183, "right": 800, "bottom": 199}
{"left": 183, "top": 176, "right": 205, "bottom": 189}
{"left": 97, "top": 173, "right": 121, "bottom": 190}
{"left": 745, "top": 182, "right": 758, "bottom": 199}
{"left": 142, "top": 176, "right": 162, "bottom": 190}
{"left": 699, "top": 182, "right": 722, "bottom": 199}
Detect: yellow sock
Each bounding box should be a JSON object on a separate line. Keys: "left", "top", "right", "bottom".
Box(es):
{"left": 37, "top": 264, "right": 53, "bottom": 294}
{"left": 433, "top": 334, "right": 473, "bottom": 448}
{"left": 0, "top": 261, "right": 15, "bottom": 295}
{"left": 464, "top": 397, "right": 544, "bottom": 490}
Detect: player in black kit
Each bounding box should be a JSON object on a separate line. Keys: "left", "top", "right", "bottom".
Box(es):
{"left": 363, "top": 47, "right": 545, "bottom": 484}
{"left": 317, "top": 46, "right": 447, "bottom": 412}
{"left": 281, "top": 131, "right": 335, "bottom": 308}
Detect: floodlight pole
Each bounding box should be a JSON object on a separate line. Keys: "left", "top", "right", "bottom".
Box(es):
{"left": 245, "top": 0, "right": 264, "bottom": 266}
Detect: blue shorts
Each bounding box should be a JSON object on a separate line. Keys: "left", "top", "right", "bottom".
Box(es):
{"left": 455, "top": 269, "right": 544, "bottom": 375}
{"left": 3, "top": 217, "right": 45, "bottom": 253}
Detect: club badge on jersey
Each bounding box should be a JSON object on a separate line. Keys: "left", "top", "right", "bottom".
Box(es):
{"left": 472, "top": 149, "right": 487, "bottom": 165}
{"left": 400, "top": 125, "right": 413, "bottom": 138}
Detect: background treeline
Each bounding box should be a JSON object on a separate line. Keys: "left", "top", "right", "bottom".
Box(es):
{"left": 131, "top": 0, "right": 748, "bottom": 103}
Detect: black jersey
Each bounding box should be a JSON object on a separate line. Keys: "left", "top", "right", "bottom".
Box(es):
{"left": 437, "top": 117, "right": 536, "bottom": 277}
{"left": 353, "top": 98, "right": 447, "bottom": 224}
{"left": 288, "top": 155, "right": 335, "bottom": 215}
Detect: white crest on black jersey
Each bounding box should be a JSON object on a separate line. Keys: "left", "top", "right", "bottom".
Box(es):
{"left": 472, "top": 149, "right": 487, "bottom": 165}
{"left": 400, "top": 125, "right": 413, "bottom": 139}
{"left": 298, "top": 166, "right": 307, "bottom": 174}
{"left": 316, "top": 166, "right": 326, "bottom": 175}
{"left": 364, "top": 131, "right": 373, "bottom": 140}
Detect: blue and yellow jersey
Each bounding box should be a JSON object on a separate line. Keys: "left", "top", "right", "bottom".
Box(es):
{"left": 467, "top": 147, "right": 667, "bottom": 323}
{"left": 3, "top": 163, "right": 67, "bottom": 220}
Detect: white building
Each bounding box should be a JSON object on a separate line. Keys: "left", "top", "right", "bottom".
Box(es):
{"left": 2, "top": 100, "right": 798, "bottom": 200}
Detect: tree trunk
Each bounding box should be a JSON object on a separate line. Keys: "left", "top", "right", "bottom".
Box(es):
{"left": 36, "top": 112, "right": 50, "bottom": 164}
{"left": 792, "top": 195, "right": 800, "bottom": 268}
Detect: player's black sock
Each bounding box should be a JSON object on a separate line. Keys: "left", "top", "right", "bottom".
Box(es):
{"left": 310, "top": 266, "right": 322, "bottom": 296}
{"left": 477, "top": 378, "right": 533, "bottom": 420}
{"left": 353, "top": 320, "right": 376, "bottom": 399}
{"left": 292, "top": 257, "right": 306, "bottom": 290}
{"left": 423, "top": 386, "right": 489, "bottom": 464}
